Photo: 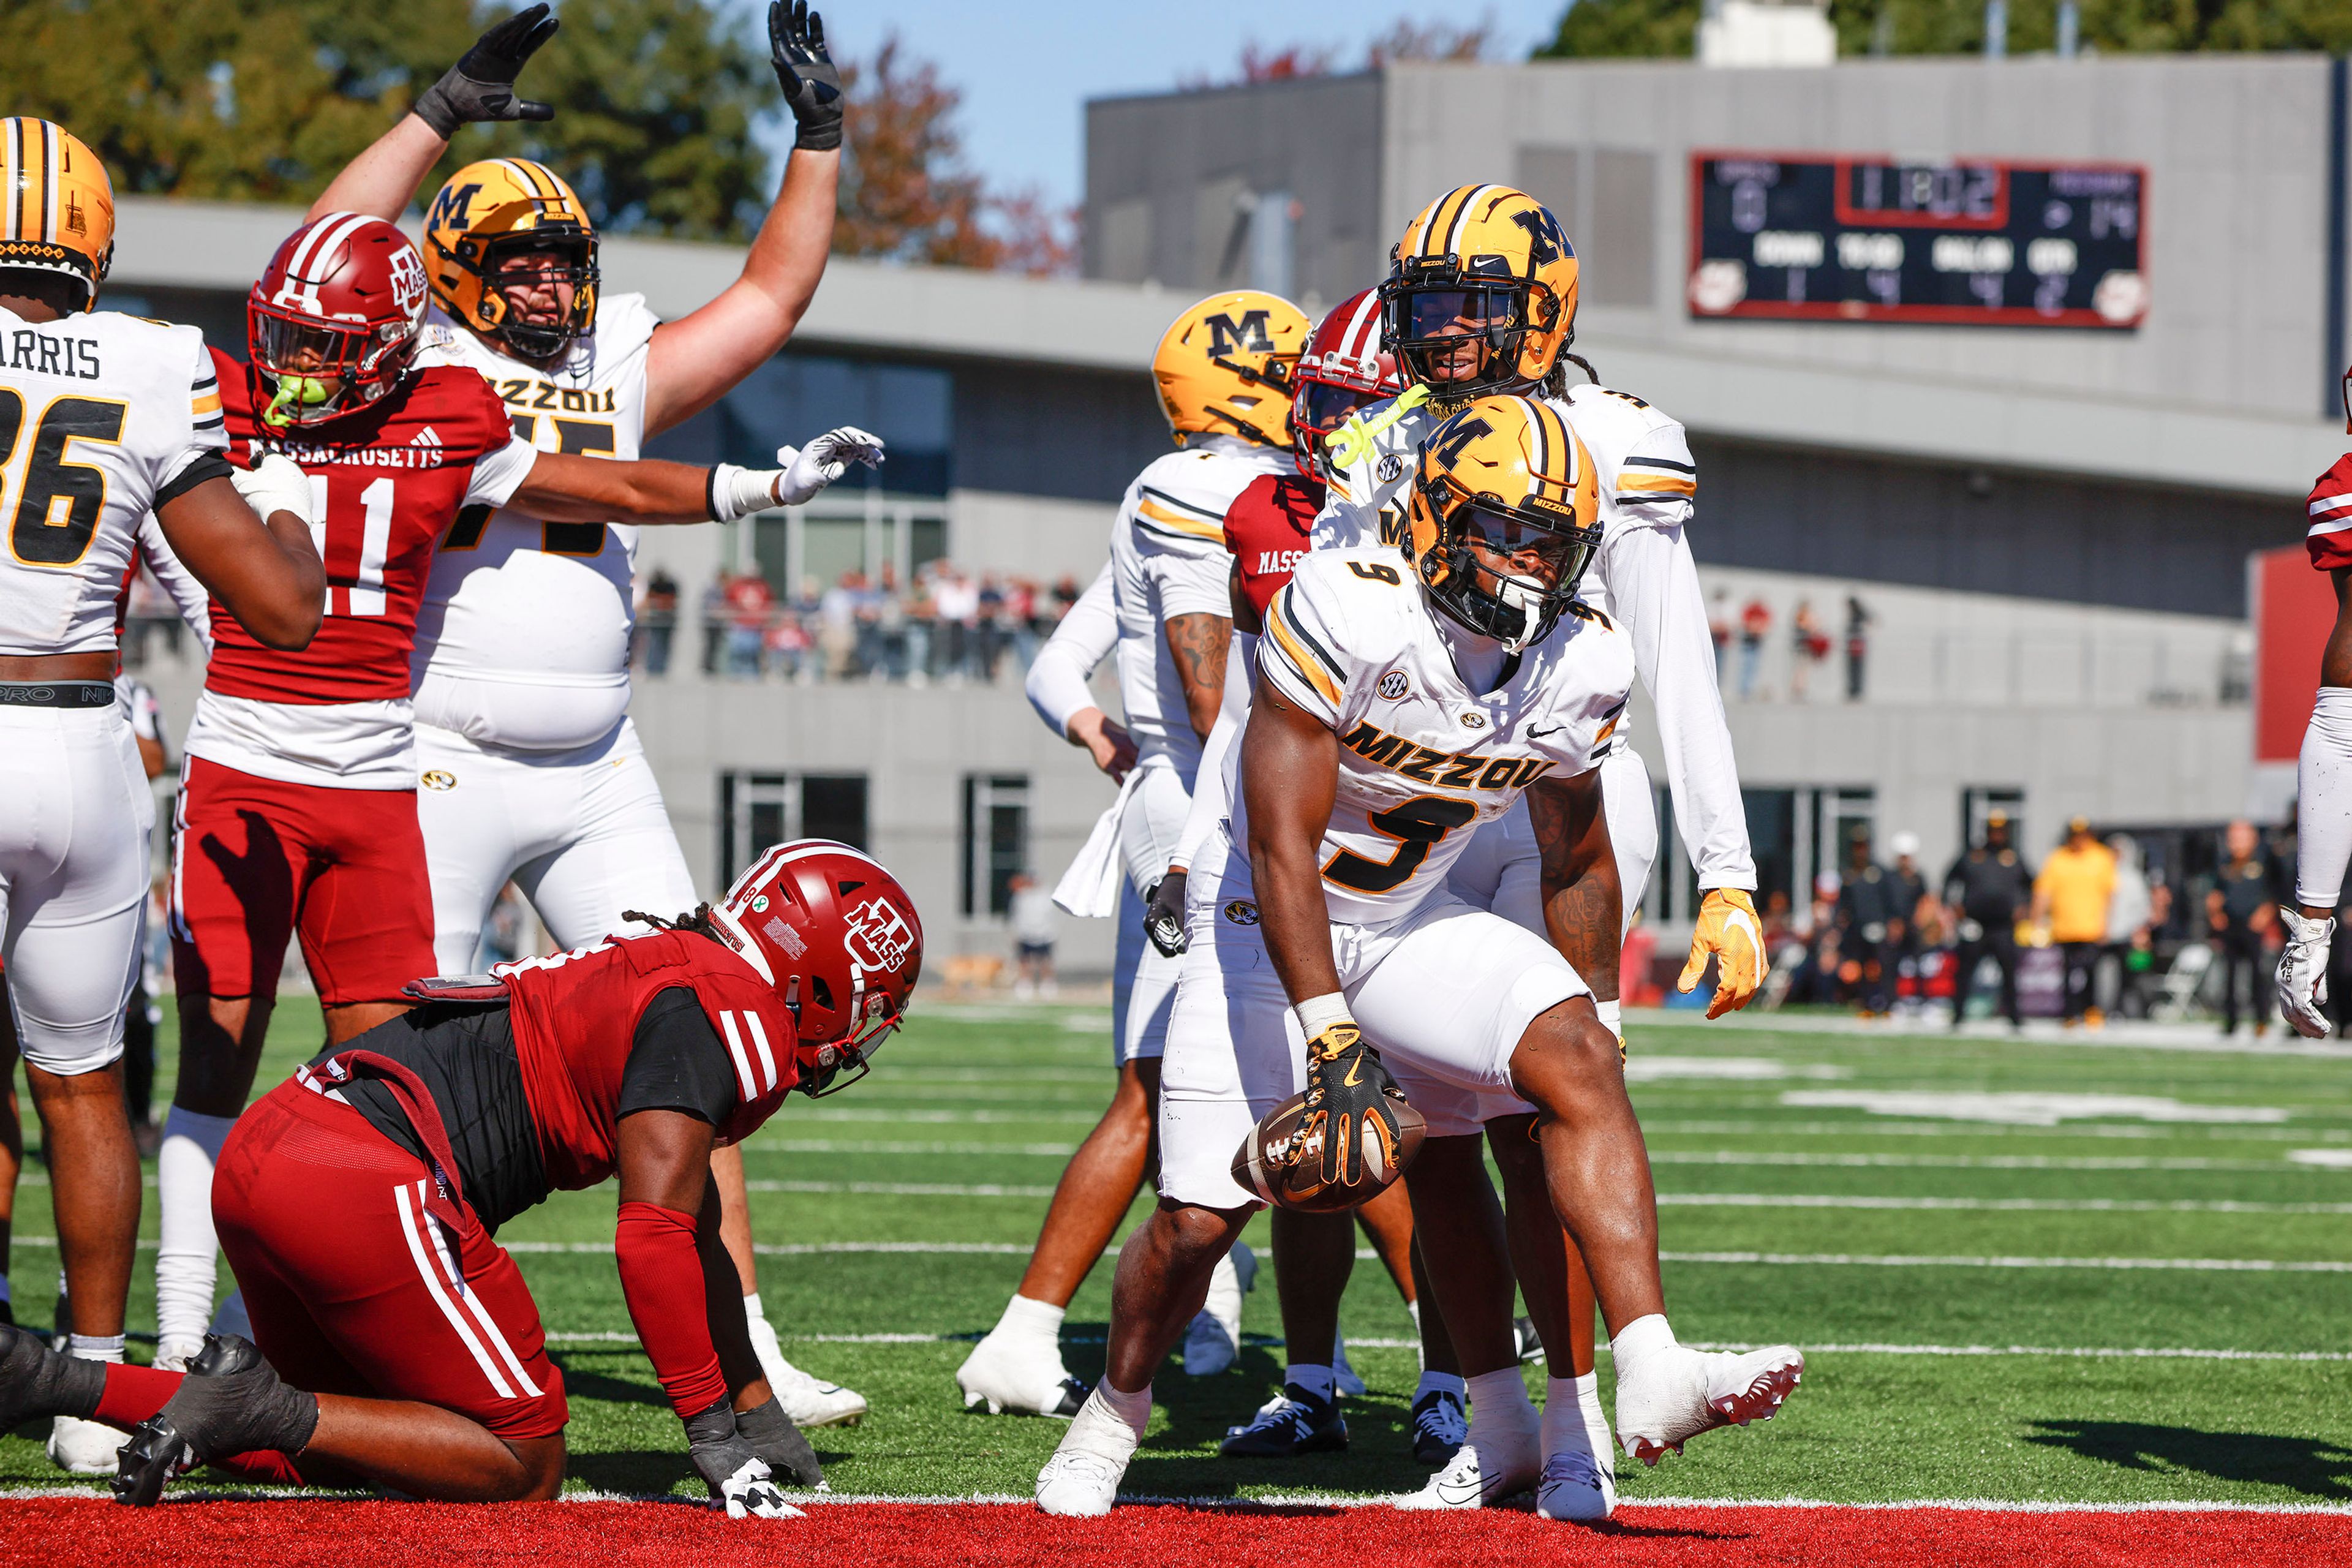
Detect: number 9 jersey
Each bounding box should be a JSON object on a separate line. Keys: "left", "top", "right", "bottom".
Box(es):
{"left": 0, "top": 309, "right": 227, "bottom": 655}
{"left": 1249, "top": 546, "right": 1634, "bottom": 927}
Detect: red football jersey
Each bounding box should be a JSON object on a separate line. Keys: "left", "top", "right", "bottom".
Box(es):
{"left": 208, "top": 348, "right": 534, "bottom": 705}
{"left": 2310, "top": 453, "right": 2352, "bottom": 571}
{"left": 1224, "top": 472, "right": 1326, "bottom": 619}
{"left": 495, "top": 929, "right": 799, "bottom": 1193}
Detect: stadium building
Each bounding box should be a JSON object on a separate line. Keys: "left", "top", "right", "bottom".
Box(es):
{"left": 111, "top": 51, "right": 2346, "bottom": 973}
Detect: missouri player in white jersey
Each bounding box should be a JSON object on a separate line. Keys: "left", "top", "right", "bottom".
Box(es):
{"left": 952, "top": 293, "right": 1305, "bottom": 1418}
{"left": 0, "top": 118, "right": 326, "bottom": 1474}
{"left": 306, "top": 1, "right": 875, "bottom": 1430}
{"left": 1038, "top": 397, "right": 1803, "bottom": 1521}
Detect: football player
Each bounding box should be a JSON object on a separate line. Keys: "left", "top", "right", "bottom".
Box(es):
{"left": 0, "top": 842, "right": 920, "bottom": 1513}
{"left": 1036, "top": 398, "right": 1803, "bottom": 1520}
{"left": 0, "top": 119, "right": 327, "bottom": 1473}
{"left": 151, "top": 212, "right": 864, "bottom": 1387}
{"left": 303, "top": 2, "right": 873, "bottom": 1427}
{"left": 954, "top": 292, "right": 1306, "bottom": 1417}
{"left": 2278, "top": 398, "right": 2352, "bottom": 1037}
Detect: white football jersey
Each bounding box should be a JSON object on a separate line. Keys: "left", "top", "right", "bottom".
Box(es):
{"left": 0, "top": 307, "right": 225, "bottom": 656}
{"left": 1110, "top": 434, "right": 1289, "bottom": 780}
{"left": 1251, "top": 546, "right": 1633, "bottom": 927}
{"left": 410, "top": 292, "right": 660, "bottom": 750}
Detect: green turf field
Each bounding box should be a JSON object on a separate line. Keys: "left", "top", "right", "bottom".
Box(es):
{"left": 6, "top": 1000, "right": 2351, "bottom": 1507}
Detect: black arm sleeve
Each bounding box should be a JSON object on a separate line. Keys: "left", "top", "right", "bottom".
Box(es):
{"left": 617, "top": 986, "right": 742, "bottom": 1128}
{"left": 152, "top": 450, "right": 235, "bottom": 510}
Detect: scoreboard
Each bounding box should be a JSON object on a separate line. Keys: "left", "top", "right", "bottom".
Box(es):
{"left": 1686, "top": 153, "right": 2147, "bottom": 328}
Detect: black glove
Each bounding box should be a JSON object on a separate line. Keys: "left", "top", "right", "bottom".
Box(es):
{"left": 412, "top": 2, "right": 559, "bottom": 138}
{"left": 684, "top": 1399, "right": 799, "bottom": 1518}
{"left": 736, "top": 1397, "right": 822, "bottom": 1487}
{"left": 1298, "top": 1024, "right": 1408, "bottom": 1189}
{"left": 769, "top": 1, "right": 843, "bottom": 151}
{"left": 1143, "top": 872, "right": 1188, "bottom": 959}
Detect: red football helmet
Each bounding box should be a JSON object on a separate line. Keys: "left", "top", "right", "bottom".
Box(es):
{"left": 1291, "top": 288, "right": 1404, "bottom": 484}
{"left": 246, "top": 212, "right": 430, "bottom": 429}
{"left": 706, "top": 840, "right": 924, "bottom": 1096}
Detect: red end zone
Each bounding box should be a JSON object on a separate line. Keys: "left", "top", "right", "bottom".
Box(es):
{"left": 4, "top": 1498, "right": 2348, "bottom": 1567}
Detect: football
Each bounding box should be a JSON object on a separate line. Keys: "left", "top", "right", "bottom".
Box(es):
{"left": 1231, "top": 1090, "right": 1428, "bottom": 1212}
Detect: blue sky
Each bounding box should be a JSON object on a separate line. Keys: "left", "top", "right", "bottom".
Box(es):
{"left": 765, "top": 1, "right": 1569, "bottom": 209}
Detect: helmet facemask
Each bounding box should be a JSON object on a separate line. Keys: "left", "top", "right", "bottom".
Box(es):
{"left": 791, "top": 974, "right": 903, "bottom": 1099}
{"left": 1291, "top": 377, "right": 1384, "bottom": 484}
{"left": 1380, "top": 263, "right": 1564, "bottom": 404}
{"left": 469, "top": 230, "right": 599, "bottom": 362}
{"left": 247, "top": 305, "right": 418, "bottom": 429}
{"left": 1410, "top": 486, "right": 1599, "bottom": 654}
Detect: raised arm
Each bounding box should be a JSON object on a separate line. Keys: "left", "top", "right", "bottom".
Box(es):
{"left": 643, "top": 2, "right": 844, "bottom": 436}
{"left": 151, "top": 458, "right": 324, "bottom": 651}
{"left": 1527, "top": 768, "right": 1624, "bottom": 1006}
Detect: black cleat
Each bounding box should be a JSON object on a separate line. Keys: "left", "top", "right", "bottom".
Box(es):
{"left": 1048, "top": 1377, "right": 1089, "bottom": 1417}
{"left": 1219, "top": 1385, "right": 1347, "bottom": 1458}
{"left": 1409, "top": 1387, "right": 1468, "bottom": 1468}
{"left": 113, "top": 1335, "right": 317, "bottom": 1507}
{"left": 1515, "top": 1314, "right": 1546, "bottom": 1365}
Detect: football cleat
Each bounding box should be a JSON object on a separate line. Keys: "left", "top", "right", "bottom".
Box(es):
{"left": 1035, "top": 1388, "right": 1140, "bottom": 1517}
{"left": 1616, "top": 1343, "right": 1804, "bottom": 1467}
{"left": 956, "top": 1329, "right": 1087, "bottom": 1417}
{"left": 1536, "top": 1447, "right": 1616, "bottom": 1522}
{"left": 1182, "top": 1241, "right": 1255, "bottom": 1376}
{"left": 1515, "top": 1314, "right": 1545, "bottom": 1365}
{"left": 1409, "top": 1387, "right": 1468, "bottom": 1468}
{"left": 48, "top": 1415, "right": 127, "bottom": 1476}
{"left": 1219, "top": 1385, "right": 1346, "bottom": 1458}
{"left": 1394, "top": 1423, "right": 1540, "bottom": 1510}
{"left": 113, "top": 1335, "right": 317, "bottom": 1507}
{"left": 766, "top": 1357, "right": 866, "bottom": 1430}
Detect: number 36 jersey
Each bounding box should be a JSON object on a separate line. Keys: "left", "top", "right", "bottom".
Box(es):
{"left": 0, "top": 306, "right": 228, "bottom": 656}
{"left": 1250, "top": 547, "right": 1634, "bottom": 927}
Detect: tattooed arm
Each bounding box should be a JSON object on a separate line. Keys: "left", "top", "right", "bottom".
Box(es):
{"left": 1165, "top": 612, "right": 1232, "bottom": 740}
{"left": 1527, "top": 768, "right": 1623, "bottom": 1003}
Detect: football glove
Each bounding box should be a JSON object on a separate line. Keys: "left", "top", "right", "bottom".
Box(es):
{"left": 2277, "top": 907, "right": 2335, "bottom": 1040}
{"left": 735, "top": 1397, "right": 823, "bottom": 1488}
{"left": 775, "top": 428, "right": 886, "bottom": 506}
{"left": 231, "top": 453, "right": 318, "bottom": 530}
{"left": 1295, "top": 1023, "right": 1409, "bottom": 1189}
{"left": 1678, "top": 888, "right": 1767, "bottom": 1020}
{"left": 769, "top": 1, "right": 844, "bottom": 151}
{"left": 685, "top": 1401, "right": 804, "bottom": 1518}
{"left": 1144, "top": 872, "right": 1188, "bottom": 958}
{"left": 412, "top": 3, "right": 559, "bottom": 138}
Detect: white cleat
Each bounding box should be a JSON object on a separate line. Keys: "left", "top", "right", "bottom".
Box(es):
{"left": 1332, "top": 1333, "right": 1365, "bottom": 1399}
{"left": 1182, "top": 1241, "right": 1255, "bottom": 1376}
{"left": 1035, "top": 1389, "right": 1139, "bottom": 1517}
{"left": 1616, "top": 1343, "right": 1804, "bottom": 1467}
{"left": 1393, "top": 1426, "right": 1539, "bottom": 1510}
{"left": 47, "top": 1414, "right": 127, "bottom": 1476}
{"left": 956, "top": 1329, "right": 1087, "bottom": 1417}
{"left": 1536, "top": 1449, "right": 1616, "bottom": 1521}
{"left": 745, "top": 1313, "right": 867, "bottom": 1428}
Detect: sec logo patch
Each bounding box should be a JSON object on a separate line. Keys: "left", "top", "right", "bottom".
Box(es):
{"left": 1377, "top": 669, "right": 1411, "bottom": 701}
{"left": 1376, "top": 454, "right": 1405, "bottom": 484}
{"left": 420, "top": 770, "right": 456, "bottom": 791}
{"left": 1223, "top": 900, "right": 1261, "bottom": 926}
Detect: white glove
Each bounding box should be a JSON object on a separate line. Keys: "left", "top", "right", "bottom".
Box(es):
{"left": 230, "top": 453, "right": 316, "bottom": 529}
{"left": 2276, "top": 907, "right": 2335, "bottom": 1040}
{"left": 713, "top": 1455, "right": 803, "bottom": 1520}
{"left": 773, "top": 426, "right": 886, "bottom": 507}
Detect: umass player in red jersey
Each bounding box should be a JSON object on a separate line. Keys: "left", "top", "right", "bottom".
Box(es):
{"left": 0, "top": 842, "right": 920, "bottom": 1514}
{"left": 2278, "top": 390, "right": 2352, "bottom": 1035}
{"left": 154, "top": 213, "right": 846, "bottom": 1373}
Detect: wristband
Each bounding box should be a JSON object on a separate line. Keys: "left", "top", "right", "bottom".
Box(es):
{"left": 708, "top": 463, "right": 783, "bottom": 522}
{"left": 1595, "top": 998, "right": 1623, "bottom": 1039}
{"left": 1294, "top": 992, "right": 1354, "bottom": 1039}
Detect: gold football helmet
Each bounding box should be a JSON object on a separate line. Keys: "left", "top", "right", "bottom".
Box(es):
{"left": 421, "top": 157, "right": 599, "bottom": 360}
{"left": 0, "top": 119, "right": 114, "bottom": 309}
{"left": 1403, "top": 394, "right": 1599, "bottom": 652}
{"left": 1151, "top": 290, "right": 1310, "bottom": 449}
{"left": 1381, "top": 185, "right": 1578, "bottom": 401}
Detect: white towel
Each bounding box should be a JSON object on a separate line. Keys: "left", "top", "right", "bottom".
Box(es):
{"left": 1054, "top": 767, "right": 1140, "bottom": 918}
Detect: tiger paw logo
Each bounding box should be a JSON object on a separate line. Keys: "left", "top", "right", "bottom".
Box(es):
{"left": 844, "top": 896, "right": 916, "bottom": 973}
{"left": 420, "top": 769, "right": 457, "bottom": 791}
{"left": 1223, "top": 900, "right": 1261, "bottom": 926}
{"left": 1377, "top": 669, "right": 1411, "bottom": 701}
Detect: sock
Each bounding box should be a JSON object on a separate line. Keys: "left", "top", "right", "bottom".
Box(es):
{"left": 93, "top": 1362, "right": 183, "bottom": 1430}
{"left": 1465, "top": 1366, "right": 1538, "bottom": 1447}
{"left": 156, "top": 1106, "right": 236, "bottom": 1349}
{"left": 1095, "top": 1378, "right": 1152, "bottom": 1439}
{"left": 1408, "top": 1298, "right": 1425, "bottom": 1371}
{"left": 1609, "top": 1313, "right": 1676, "bottom": 1374}
{"left": 743, "top": 1289, "right": 769, "bottom": 1326}
{"left": 67, "top": 1333, "right": 125, "bottom": 1363}
{"left": 1283, "top": 1362, "right": 1336, "bottom": 1403}
{"left": 1542, "top": 1371, "right": 1601, "bottom": 1457}
{"left": 995, "top": 1294, "right": 1067, "bottom": 1352}
{"left": 1415, "top": 1369, "right": 1467, "bottom": 1404}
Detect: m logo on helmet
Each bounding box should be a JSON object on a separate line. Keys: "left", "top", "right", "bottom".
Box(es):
{"left": 1205, "top": 309, "right": 1276, "bottom": 360}
{"left": 429, "top": 183, "right": 482, "bottom": 235}
{"left": 845, "top": 896, "right": 916, "bottom": 973}
{"left": 1510, "top": 206, "right": 1571, "bottom": 271}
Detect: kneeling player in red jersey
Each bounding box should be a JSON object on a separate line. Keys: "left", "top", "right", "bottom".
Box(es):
{"left": 0, "top": 841, "right": 919, "bottom": 1514}
{"left": 2279, "top": 396, "right": 2352, "bottom": 1036}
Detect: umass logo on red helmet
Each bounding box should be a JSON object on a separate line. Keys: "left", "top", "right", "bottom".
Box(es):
{"left": 845, "top": 896, "right": 916, "bottom": 973}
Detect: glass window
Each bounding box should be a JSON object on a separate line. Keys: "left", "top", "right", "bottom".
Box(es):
{"left": 961, "top": 774, "right": 1030, "bottom": 918}
{"left": 718, "top": 771, "right": 870, "bottom": 884}
{"left": 717, "top": 353, "right": 952, "bottom": 497}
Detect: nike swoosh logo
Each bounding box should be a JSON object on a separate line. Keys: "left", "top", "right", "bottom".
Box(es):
{"left": 1437, "top": 1470, "right": 1507, "bottom": 1506}
{"left": 1343, "top": 1057, "right": 1363, "bottom": 1088}
{"left": 1526, "top": 725, "right": 1562, "bottom": 739}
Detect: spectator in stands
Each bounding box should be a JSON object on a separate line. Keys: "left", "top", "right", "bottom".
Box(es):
{"left": 934, "top": 565, "right": 980, "bottom": 682}
{"left": 1844, "top": 595, "right": 1874, "bottom": 700}
{"left": 1944, "top": 812, "right": 2031, "bottom": 1030}
{"left": 723, "top": 570, "right": 774, "bottom": 680}
{"left": 819, "top": 570, "right": 863, "bottom": 679}
{"left": 1007, "top": 576, "right": 1042, "bottom": 672}
{"left": 1708, "top": 587, "right": 1733, "bottom": 686}
{"left": 1009, "top": 872, "right": 1058, "bottom": 1000}
{"left": 2103, "top": 834, "right": 2155, "bottom": 1017}
{"left": 905, "top": 570, "right": 937, "bottom": 685}
{"left": 2207, "top": 818, "right": 2277, "bottom": 1038}
{"left": 976, "top": 573, "right": 1008, "bottom": 681}
{"left": 764, "top": 605, "right": 813, "bottom": 682}
{"left": 699, "top": 570, "right": 729, "bottom": 675}
{"left": 1790, "top": 599, "right": 1828, "bottom": 701}
{"left": 2035, "top": 815, "right": 2119, "bottom": 1028}
{"left": 1886, "top": 831, "right": 1929, "bottom": 1010}
{"left": 639, "top": 568, "right": 679, "bottom": 677}
{"left": 872, "top": 564, "right": 908, "bottom": 680}
{"left": 1782, "top": 871, "right": 1844, "bottom": 1005}
{"left": 1737, "top": 595, "right": 1771, "bottom": 700}
{"left": 1835, "top": 832, "right": 1901, "bottom": 1016}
